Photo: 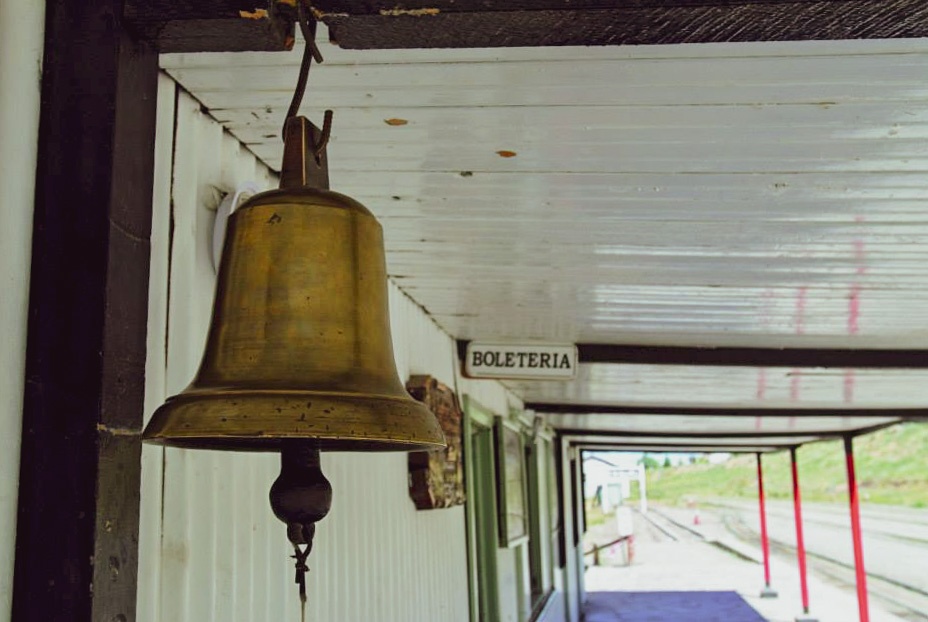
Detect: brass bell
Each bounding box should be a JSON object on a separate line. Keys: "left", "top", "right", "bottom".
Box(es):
{"left": 144, "top": 23, "right": 443, "bottom": 609}
{"left": 142, "top": 116, "right": 445, "bottom": 453}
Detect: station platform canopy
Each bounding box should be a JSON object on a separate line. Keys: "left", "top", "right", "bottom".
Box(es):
{"left": 156, "top": 1, "right": 928, "bottom": 453}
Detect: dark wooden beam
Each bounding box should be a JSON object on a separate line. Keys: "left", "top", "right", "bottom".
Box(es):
{"left": 555, "top": 427, "right": 879, "bottom": 439}
{"left": 573, "top": 442, "right": 782, "bottom": 453}
{"left": 576, "top": 343, "right": 928, "bottom": 368}
{"left": 315, "top": 0, "right": 928, "bottom": 49}
{"left": 575, "top": 440, "right": 786, "bottom": 450}
{"left": 527, "top": 403, "right": 928, "bottom": 419}
{"left": 456, "top": 340, "right": 928, "bottom": 369}
{"left": 13, "top": 1, "right": 158, "bottom": 620}
{"left": 124, "top": 0, "right": 295, "bottom": 52}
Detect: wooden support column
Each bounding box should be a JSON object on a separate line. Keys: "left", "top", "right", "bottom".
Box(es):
{"left": 757, "top": 453, "right": 778, "bottom": 599}
{"left": 790, "top": 448, "right": 817, "bottom": 622}
{"left": 12, "top": 1, "right": 158, "bottom": 621}
{"left": 844, "top": 436, "right": 871, "bottom": 622}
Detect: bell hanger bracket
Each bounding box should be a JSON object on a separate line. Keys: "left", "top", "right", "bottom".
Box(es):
{"left": 279, "top": 1, "right": 332, "bottom": 192}
{"left": 280, "top": 114, "right": 331, "bottom": 191}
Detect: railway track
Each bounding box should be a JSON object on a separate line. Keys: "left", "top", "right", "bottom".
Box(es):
{"left": 634, "top": 507, "right": 704, "bottom": 543}
{"left": 717, "top": 506, "right": 928, "bottom": 622}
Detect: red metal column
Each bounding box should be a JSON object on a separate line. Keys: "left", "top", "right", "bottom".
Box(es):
{"left": 790, "top": 447, "right": 813, "bottom": 618}
{"left": 845, "top": 436, "right": 871, "bottom": 622}
{"left": 757, "top": 453, "right": 778, "bottom": 598}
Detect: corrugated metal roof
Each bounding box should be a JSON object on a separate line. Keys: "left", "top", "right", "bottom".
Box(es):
{"left": 161, "top": 34, "right": 928, "bottom": 447}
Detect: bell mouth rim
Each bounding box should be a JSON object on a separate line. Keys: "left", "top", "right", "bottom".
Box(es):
{"left": 142, "top": 389, "right": 447, "bottom": 453}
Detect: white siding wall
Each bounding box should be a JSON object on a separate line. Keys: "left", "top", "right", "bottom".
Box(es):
{"left": 495, "top": 546, "right": 529, "bottom": 622}
{"left": 138, "top": 77, "right": 490, "bottom": 622}
{"left": 456, "top": 372, "right": 529, "bottom": 622}
{"left": 561, "top": 444, "right": 584, "bottom": 622}
{"left": 0, "top": 1, "right": 45, "bottom": 620}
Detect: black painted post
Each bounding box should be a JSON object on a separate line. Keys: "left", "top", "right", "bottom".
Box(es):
{"left": 13, "top": 1, "right": 158, "bottom": 621}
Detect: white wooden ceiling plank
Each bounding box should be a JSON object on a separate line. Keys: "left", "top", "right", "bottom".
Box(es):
{"left": 171, "top": 83, "right": 928, "bottom": 113}
{"left": 229, "top": 168, "right": 928, "bottom": 191}
{"left": 407, "top": 284, "right": 928, "bottom": 300}
{"left": 514, "top": 370, "right": 928, "bottom": 408}
{"left": 383, "top": 261, "right": 928, "bottom": 281}
{"left": 431, "top": 316, "right": 925, "bottom": 330}
{"left": 371, "top": 207, "right": 928, "bottom": 224}
{"left": 443, "top": 324, "right": 928, "bottom": 349}
{"left": 420, "top": 302, "right": 923, "bottom": 321}
{"left": 376, "top": 220, "right": 928, "bottom": 237}
{"left": 215, "top": 104, "right": 928, "bottom": 138}
{"left": 163, "top": 37, "right": 928, "bottom": 403}
{"left": 405, "top": 303, "right": 905, "bottom": 317}
{"left": 381, "top": 238, "right": 928, "bottom": 251}
{"left": 425, "top": 313, "right": 913, "bottom": 330}
{"left": 320, "top": 174, "right": 928, "bottom": 201}
{"left": 164, "top": 55, "right": 928, "bottom": 94}
{"left": 542, "top": 414, "right": 899, "bottom": 434}
{"left": 159, "top": 36, "right": 928, "bottom": 69}
{"left": 285, "top": 159, "right": 928, "bottom": 178}
{"left": 221, "top": 124, "right": 928, "bottom": 153}
{"left": 234, "top": 147, "right": 928, "bottom": 175}
{"left": 384, "top": 254, "right": 928, "bottom": 274}
{"left": 366, "top": 200, "right": 928, "bottom": 220}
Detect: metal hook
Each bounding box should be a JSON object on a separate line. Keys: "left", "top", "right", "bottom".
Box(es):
{"left": 282, "top": 1, "right": 328, "bottom": 138}
{"left": 313, "top": 109, "right": 333, "bottom": 162}
{"left": 298, "top": 0, "right": 324, "bottom": 64}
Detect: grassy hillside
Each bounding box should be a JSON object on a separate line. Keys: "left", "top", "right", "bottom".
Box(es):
{"left": 639, "top": 422, "right": 928, "bottom": 508}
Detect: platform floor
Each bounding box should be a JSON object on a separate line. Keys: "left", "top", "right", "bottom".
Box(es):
{"left": 582, "top": 507, "right": 907, "bottom": 622}
{"left": 585, "top": 590, "right": 766, "bottom": 622}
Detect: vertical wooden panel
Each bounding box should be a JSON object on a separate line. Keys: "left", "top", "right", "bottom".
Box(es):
{"left": 0, "top": 1, "right": 45, "bottom": 619}
{"left": 158, "top": 90, "right": 206, "bottom": 622}
{"left": 13, "top": 1, "right": 158, "bottom": 618}
{"left": 136, "top": 72, "right": 178, "bottom": 622}
{"left": 536, "top": 438, "right": 554, "bottom": 594}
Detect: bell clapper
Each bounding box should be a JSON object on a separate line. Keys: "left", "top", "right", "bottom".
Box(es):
{"left": 272, "top": 9, "right": 336, "bottom": 616}
{"left": 269, "top": 441, "right": 333, "bottom": 620}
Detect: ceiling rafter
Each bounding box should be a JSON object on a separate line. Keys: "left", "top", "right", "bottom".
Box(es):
{"left": 314, "top": 0, "right": 928, "bottom": 49}
{"left": 555, "top": 419, "right": 896, "bottom": 439}
{"left": 458, "top": 340, "right": 928, "bottom": 369}
{"left": 571, "top": 442, "right": 783, "bottom": 453}
{"left": 566, "top": 437, "right": 791, "bottom": 451}
{"left": 528, "top": 403, "right": 928, "bottom": 419}
{"left": 575, "top": 343, "right": 928, "bottom": 368}
{"left": 126, "top": 1, "right": 928, "bottom": 52}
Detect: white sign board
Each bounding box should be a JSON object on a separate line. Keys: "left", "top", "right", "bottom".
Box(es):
{"left": 464, "top": 343, "right": 578, "bottom": 380}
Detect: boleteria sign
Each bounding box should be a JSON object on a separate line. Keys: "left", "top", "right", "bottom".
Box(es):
{"left": 464, "top": 343, "right": 578, "bottom": 380}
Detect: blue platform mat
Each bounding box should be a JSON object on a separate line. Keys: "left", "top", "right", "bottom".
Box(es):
{"left": 583, "top": 590, "right": 767, "bottom": 622}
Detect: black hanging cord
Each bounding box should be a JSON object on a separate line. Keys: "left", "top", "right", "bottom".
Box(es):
{"left": 292, "top": 542, "right": 312, "bottom": 622}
